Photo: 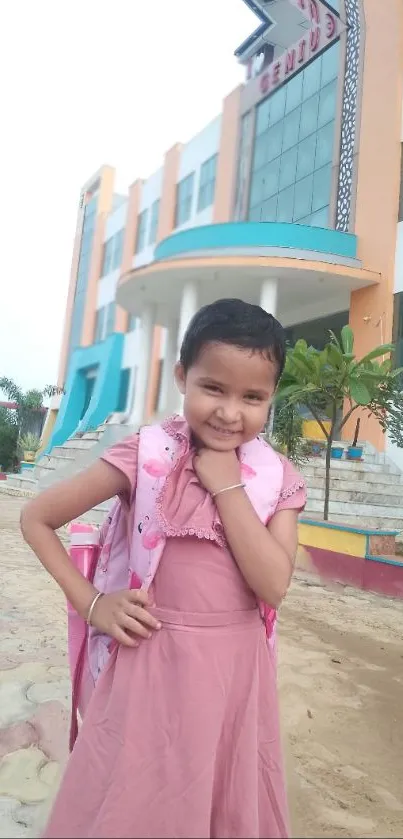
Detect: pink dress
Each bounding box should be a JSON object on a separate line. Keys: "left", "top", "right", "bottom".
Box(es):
{"left": 44, "top": 437, "right": 306, "bottom": 839}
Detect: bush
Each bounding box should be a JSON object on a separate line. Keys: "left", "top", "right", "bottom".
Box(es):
{"left": 0, "top": 423, "right": 19, "bottom": 472}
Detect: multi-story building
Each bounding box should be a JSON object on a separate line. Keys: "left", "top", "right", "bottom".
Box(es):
{"left": 44, "top": 0, "right": 403, "bottom": 465}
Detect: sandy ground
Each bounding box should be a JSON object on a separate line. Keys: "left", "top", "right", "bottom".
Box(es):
{"left": 0, "top": 491, "right": 403, "bottom": 838}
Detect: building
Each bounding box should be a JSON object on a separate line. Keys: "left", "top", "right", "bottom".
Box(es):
{"left": 44, "top": 0, "right": 403, "bottom": 464}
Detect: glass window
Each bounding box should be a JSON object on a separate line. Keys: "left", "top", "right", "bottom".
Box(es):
{"left": 285, "top": 72, "right": 303, "bottom": 114}
{"left": 101, "top": 238, "right": 114, "bottom": 276}
{"left": 249, "top": 172, "right": 265, "bottom": 209}
{"left": 265, "top": 123, "right": 282, "bottom": 163}
{"left": 318, "top": 80, "right": 337, "bottom": 128}
{"left": 253, "top": 133, "right": 267, "bottom": 170}
{"left": 105, "top": 302, "right": 115, "bottom": 336}
{"left": 293, "top": 174, "right": 314, "bottom": 221}
{"left": 112, "top": 229, "right": 124, "bottom": 270}
{"left": 299, "top": 93, "right": 320, "bottom": 140}
{"left": 269, "top": 87, "right": 286, "bottom": 124}
{"left": 310, "top": 206, "right": 330, "bottom": 227}
{"left": 321, "top": 41, "right": 340, "bottom": 86}
{"left": 312, "top": 165, "right": 332, "bottom": 212}
{"left": 302, "top": 57, "right": 322, "bottom": 100}
{"left": 315, "top": 122, "right": 335, "bottom": 169}
{"left": 260, "top": 195, "right": 277, "bottom": 222}
{"left": 175, "top": 172, "right": 195, "bottom": 227}
{"left": 296, "top": 134, "right": 317, "bottom": 181}
{"left": 262, "top": 158, "right": 280, "bottom": 199}
{"left": 279, "top": 146, "right": 298, "bottom": 190}
{"left": 256, "top": 97, "right": 271, "bottom": 136}
{"left": 94, "top": 307, "right": 106, "bottom": 343}
{"left": 282, "top": 109, "right": 300, "bottom": 151}
{"left": 135, "top": 209, "right": 149, "bottom": 254}
{"left": 116, "top": 368, "right": 131, "bottom": 412}
{"left": 198, "top": 154, "right": 218, "bottom": 212}
{"left": 276, "top": 186, "right": 295, "bottom": 223}
{"left": 148, "top": 200, "right": 160, "bottom": 245}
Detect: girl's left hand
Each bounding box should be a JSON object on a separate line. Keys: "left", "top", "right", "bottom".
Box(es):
{"left": 194, "top": 448, "right": 242, "bottom": 496}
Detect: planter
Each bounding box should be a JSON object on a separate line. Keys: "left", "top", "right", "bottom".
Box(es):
{"left": 331, "top": 446, "right": 344, "bottom": 460}
{"left": 24, "top": 450, "right": 36, "bottom": 462}
{"left": 310, "top": 442, "right": 323, "bottom": 457}
{"left": 0, "top": 472, "right": 6, "bottom": 481}
{"left": 346, "top": 445, "right": 363, "bottom": 461}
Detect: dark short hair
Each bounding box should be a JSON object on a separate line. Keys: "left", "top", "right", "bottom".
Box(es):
{"left": 179, "top": 298, "right": 286, "bottom": 383}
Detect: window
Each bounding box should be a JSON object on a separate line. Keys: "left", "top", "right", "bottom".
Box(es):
{"left": 247, "top": 41, "right": 339, "bottom": 230}
{"left": 135, "top": 209, "right": 149, "bottom": 254}
{"left": 94, "top": 307, "right": 106, "bottom": 343}
{"left": 128, "top": 314, "right": 137, "bottom": 332}
{"left": 102, "top": 238, "right": 114, "bottom": 276}
{"left": 105, "top": 302, "right": 115, "bottom": 336}
{"left": 197, "top": 154, "right": 218, "bottom": 212}
{"left": 112, "top": 229, "right": 124, "bottom": 270}
{"left": 116, "top": 368, "right": 131, "bottom": 412}
{"left": 148, "top": 200, "right": 160, "bottom": 245}
{"left": 175, "top": 172, "right": 195, "bottom": 227}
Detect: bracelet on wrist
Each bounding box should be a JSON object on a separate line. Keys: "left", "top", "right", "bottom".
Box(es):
{"left": 211, "top": 482, "right": 245, "bottom": 500}
{"left": 86, "top": 591, "right": 104, "bottom": 626}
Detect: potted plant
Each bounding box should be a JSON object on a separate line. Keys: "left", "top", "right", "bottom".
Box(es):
{"left": 346, "top": 418, "right": 364, "bottom": 461}
{"left": 331, "top": 444, "right": 344, "bottom": 460}
{"left": 276, "top": 326, "right": 403, "bottom": 520}
{"left": 19, "top": 432, "right": 41, "bottom": 462}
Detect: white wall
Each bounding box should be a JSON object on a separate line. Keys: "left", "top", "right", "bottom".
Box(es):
{"left": 394, "top": 223, "right": 403, "bottom": 292}
{"left": 176, "top": 115, "right": 221, "bottom": 232}
{"left": 97, "top": 269, "right": 119, "bottom": 309}
{"left": 105, "top": 199, "right": 128, "bottom": 240}
{"left": 133, "top": 168, "right": 163, "bottom": 269}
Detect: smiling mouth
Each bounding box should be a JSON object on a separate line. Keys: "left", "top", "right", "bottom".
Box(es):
{"left": 207, "top": 424, "right": 241, "bottom": 437}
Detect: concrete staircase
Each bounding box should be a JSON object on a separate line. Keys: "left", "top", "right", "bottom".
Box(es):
{"left": 302, "top": 447, "right": 403, "bottom": 532}
{"left": 3, "top": 428, "right": 403, "bottom": 534}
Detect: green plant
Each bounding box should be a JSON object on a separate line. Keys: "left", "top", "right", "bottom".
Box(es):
{"left": 0, "top": 377, "right": 63, "bottom": 437}
{"left": 276, "top": 326, "right": 403, "bottom": 520}
{"left": 19, "top": 432, "right": 41, "bottom": 454}
{"left": 270, "top": 403, "right": 310, "bottom": 468}
{"left": 0, "top": 409, "right": 19, "bottom": 472}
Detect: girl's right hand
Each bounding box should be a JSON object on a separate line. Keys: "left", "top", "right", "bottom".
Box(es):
{"left": 90, "top": 589, "right": 162, "bottom": 647}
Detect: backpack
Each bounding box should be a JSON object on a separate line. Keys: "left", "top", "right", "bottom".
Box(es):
{"left": 68, "top": 415, "right": 284, "bottom": 749}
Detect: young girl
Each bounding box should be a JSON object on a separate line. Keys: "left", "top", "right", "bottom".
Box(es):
{"left": 21, "top": 297, "right": 306, "bottom": 839}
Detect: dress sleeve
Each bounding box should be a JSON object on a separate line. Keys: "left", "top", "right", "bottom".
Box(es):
{"left": 276, "top": 455, "right": 307, "bottom": 513}
{"left": 101, "top": 433, "right": 139, "bottom": 499}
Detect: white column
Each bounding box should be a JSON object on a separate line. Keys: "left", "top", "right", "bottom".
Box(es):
{"left": 174, "top": 281, "right": 198, "bottom": 415}
{"left": 158, "top": 322, "right": 177, "bottom": 416}
{"left": 128, "top": 305, "right": 154, "bottom": 426}
{"left": 260, "top": 277, "right": 278, "bottom": 316}
{"left": 177, "top": 281, "right": 198, "bottom": 358}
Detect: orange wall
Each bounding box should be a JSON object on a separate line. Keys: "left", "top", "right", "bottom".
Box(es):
{"left": 213, "top": 86, "right": 243, "bottom": 223}
{"left": 115, "top": 179, "right": 143, "bottom": 333}
{"left": 81, "top": 167, "right": 115, "bottom": 346}
{"left": 347, "top": 0, "right": 403, "bottom": 448}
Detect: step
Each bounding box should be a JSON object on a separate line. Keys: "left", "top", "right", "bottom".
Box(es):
{"left": 304, "top": 512, "right": 403, "bottom": 532}
{"left": 51, "top": 445, "right": 89, "bottom": 459}
{"left": 305, "top": 475, "right": 403, "bottom": 495}
{"left": 63, "top": 437, "right": 100, "bottom": 450}
{"left": 3, "top": 474, "right": 37, "bottom": 491}
{"left": 307, "top": 486, "right": 403, "bottom": 506}
{"left": 302, "top": 462, "right": 403, "bottom": 481}
{"left": 306, "top": 498, "right": 403, "bottom": 521}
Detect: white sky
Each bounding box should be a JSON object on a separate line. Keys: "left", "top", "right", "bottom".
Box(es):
{"left": 1, "top": 0, "right": 255, "bottom": 394}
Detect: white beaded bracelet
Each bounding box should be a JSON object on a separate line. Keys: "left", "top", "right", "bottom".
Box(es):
{"left": 211, "top": 482, "right": 246, "bottom": 499}
{"left": 86, "top": 591, "right": 104, "bottom": 626}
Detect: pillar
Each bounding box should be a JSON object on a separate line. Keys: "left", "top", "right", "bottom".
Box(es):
{"left": 128, "top": 305, "right": 154, "bottom": 426}
{"left": 260, "top": 277, "right": 278, "bottom": 315}
{"left": 158, "top": 322, "right": 177, "bottom": 416}
{"left": 174, "top": 282, "right": 199, "bottom": 414}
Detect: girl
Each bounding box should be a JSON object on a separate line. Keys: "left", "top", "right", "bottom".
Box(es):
{"left": 21, "top": 298, "right": 306, "bottom": 839}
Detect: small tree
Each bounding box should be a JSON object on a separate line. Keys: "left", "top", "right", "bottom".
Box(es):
{"left": 0, "top": 378, "right": 62, "bottom": 438}
{"left": 276, "top": 326, "right": 403, "bottom": 520}
{"left": 271, "top": 402, "right": 310, "bottom": 468}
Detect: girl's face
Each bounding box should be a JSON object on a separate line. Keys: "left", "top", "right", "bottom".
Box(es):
{"left": 175, "top": 342, "right": 278, "bottom": 451}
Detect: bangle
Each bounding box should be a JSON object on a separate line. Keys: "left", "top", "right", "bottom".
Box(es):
{"left": 86, "top": 591, "right": 103, "bottom": 626}
{"left": 211, "top": 483, "right": 245, "bottom": 500}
